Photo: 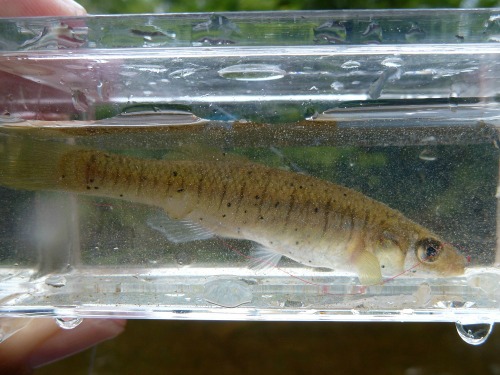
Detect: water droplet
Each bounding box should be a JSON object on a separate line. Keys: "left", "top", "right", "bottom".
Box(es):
{"left": 455, "top": 322, "right": 494, "bottom": 345}
{"left": 204, "top": 279, "right": 252, "bottom": 307}
{"left": 330, "top": 81, "right": 344, "bottom": 91}
{"left": 45, "top": 275, "right": 67, "bottom": 288}
{"left": 381, "top": 57, "right": 403, "bottom": 68}
{"left": 55, "top": 317, "right": 83, "bottom": 330}
{"left": 218, "top": 64, "right": 286, "bottom": 81}
{"left": 419, "top": 149, "right": 437, "bottom": 161}
{"left": 341, "top": 60, "right": 361, "bottom": 70}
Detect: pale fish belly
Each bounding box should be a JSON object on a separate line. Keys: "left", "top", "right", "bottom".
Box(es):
{"left": 237, "top": 211, "right": 372, "bottom": 273}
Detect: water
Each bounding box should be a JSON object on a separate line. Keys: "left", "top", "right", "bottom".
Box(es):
{"left": 0, "top": 112, "right": 498, "bottom": 324}
{"left": 0, "top": 11, "right": 499, "bottom": 331}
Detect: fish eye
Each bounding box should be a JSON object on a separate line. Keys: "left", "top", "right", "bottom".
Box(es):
{"left": 415, "top": 238, "right": 442, "bottom": 263}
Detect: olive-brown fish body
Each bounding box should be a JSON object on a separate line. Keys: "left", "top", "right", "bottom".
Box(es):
{"left": 0, "top": 141, "right": 466, "bottom": 284}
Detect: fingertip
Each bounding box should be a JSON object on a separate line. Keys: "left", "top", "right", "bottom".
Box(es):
{"left": 28, "top": 318, "right": 126, "bottom": 369}
{"left": 0, "top": 0, "right": 87, "bottom": 17}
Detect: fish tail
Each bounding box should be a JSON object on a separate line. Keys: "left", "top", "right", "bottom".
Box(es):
{"left": 0, "top": 136, "right": 72, "bottom": 191}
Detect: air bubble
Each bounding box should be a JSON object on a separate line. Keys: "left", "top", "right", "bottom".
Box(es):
{"left": 55, "top": 317, "right": 83, "bottom": 330}
{"left": 204, "top": 279, "right": 252, "bottom": 307}
{"left": 381, "top": 57, "right": 403, "bottom": 68}
{"left": 330, "top": 81, "right": 344, "bottom": 91}
{"left": 419, "top": 149, "right": 437, "bottom": 161}
{"left": 341, "top": 60, "right": 361, "bottom": 70}
{"left": 455, "top": 322, "right": 494, "bottom": 345}
{"left": 169, "top": 68, "right": 197, "bottom": 79}
{"left": 218, "top": 64, "right": 286, "bottom": 81}
{"left": 175, "top": 250, "right": 193, "bottom": 265}
{"left": 45, "top": 275, "right": 67, "bottom": 288}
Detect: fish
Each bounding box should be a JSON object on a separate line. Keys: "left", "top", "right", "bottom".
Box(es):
{"left": 0, "top": 137, "right": 465, "bottom": 285}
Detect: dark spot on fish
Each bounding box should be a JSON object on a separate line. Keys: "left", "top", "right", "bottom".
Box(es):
{"left": 259, "top": 216, "right": 264, "bottom": 220}
{"left": 343, "top": 193, "right": 347, "bottom": 197}
{"left": 172, "top": 171, "right": 178, "bottom": 177}
{"left": 94, "top": 186, "right": 99, "bottom": 190}
{"left": 296, "top": 241, "right": 299, "bottom": 245}
{"left": 294, "top": 228, "right": 298, "bottom": 232}
{"left": 177, "top": 188, "right": 184, "bottom": 193}
{"left": 244, "top": 210, "right": 248, "bottom": 213}
{"left": 290, "top": 183, "right": 294, "bottom": 187}
{"left": 222, "top": 152, "right": 227, "bottom": 156}
{"left": 86, "top": 186, "right": 91, "bottom": 190}
{"left": 299, "top": 185, "right": 303, "bottom": 189}
{"left": 61, "top": 175, "right": 66, "bottom": 179}
{"left": 274, "top": 202, "right": 280, "bottom": 208}
{"left": 247, "top": 171, "right": 252, "bottom": 175}
{"left": 199, "top": 217, "right": 203, "bottom": 221}
{"left": 308, "top": 260, "right": 312, "bottom": 263}
{"left": 255, "top": 195, "right": 260, "bottom": 200}
{"left": 222, "top": 214, "right": 226, "bottom": 218}
{"left": 227, "top": 202, "right": 232, "bottom": 207}
{"left": 119, "top": 194, "right": 123, "bottom": 197}
{"left": 270, "top": 241, "right": 274, "bottom": 244}
{"left": 381, "top": 265, "right": 385, "bottom": 268}
{"left": 89, "top": 179, "right": 94, "bottom": 183}
{"left": 314, "top": 207, "right": 319, "bottom": 213}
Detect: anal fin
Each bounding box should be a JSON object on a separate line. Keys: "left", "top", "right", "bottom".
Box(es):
{"left": 249, "top": 244, "right": 283, "bottom": 271}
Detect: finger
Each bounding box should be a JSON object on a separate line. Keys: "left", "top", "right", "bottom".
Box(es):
{"left": 0, "top": 0, "right": 87, "bottom": 17}
{"left": 0, "top": 318, "right": 126, "bottom": 373}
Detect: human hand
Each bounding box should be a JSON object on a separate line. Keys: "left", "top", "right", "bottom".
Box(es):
{"left": 0, "top": 1, "right": 127, "bottom": 374}
{"left": 0, "top": 0, "right": 86, "bottom": 17}
{"left": 0, "top": 318, "right": 126, "bottom": 374}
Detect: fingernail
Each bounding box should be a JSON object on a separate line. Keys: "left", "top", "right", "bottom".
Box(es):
{"left": 58, "top": 0, "right": 87, "bottom": 16}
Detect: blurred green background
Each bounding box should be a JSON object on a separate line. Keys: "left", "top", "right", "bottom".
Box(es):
{"left": 34, "top": 1, "right": 500, "bottom": 374}
{"left": 78, "top": 0, "right": 499, "bottom": 13}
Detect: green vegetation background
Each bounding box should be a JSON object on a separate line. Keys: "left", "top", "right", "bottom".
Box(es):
{"left": 78, "top": 0, "right": 499, "bottom": 14}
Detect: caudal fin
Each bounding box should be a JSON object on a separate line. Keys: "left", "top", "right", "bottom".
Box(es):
{"left": 0, "top": 135, "right": 72, "bottom": 191}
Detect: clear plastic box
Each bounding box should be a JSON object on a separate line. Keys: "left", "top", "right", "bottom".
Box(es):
{"left": 0, "top": 9, "right": 499, "bottom": 343}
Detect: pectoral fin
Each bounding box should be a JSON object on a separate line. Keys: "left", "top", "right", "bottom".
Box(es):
{"left": 353, "top": 250, "right": 383, "bottom": 286}
{"left": 147, "top": 212, "right": 214, "bottom": 243}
